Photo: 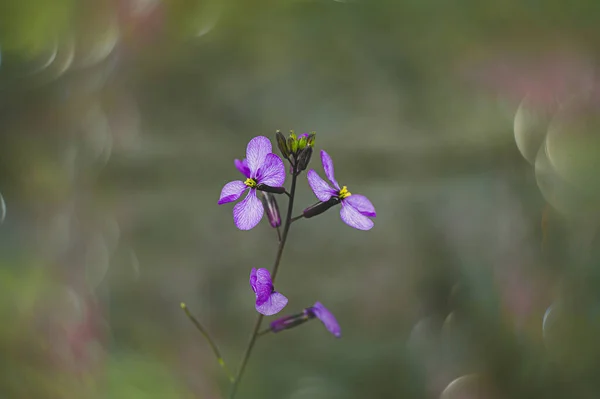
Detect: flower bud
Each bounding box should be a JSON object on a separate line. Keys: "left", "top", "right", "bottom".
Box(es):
{"left": 260, "top": 192, "right": 281, "bottom": 228}
{"left": 306, "top": 132, "right": 316, "bottom": 147}
{"left": 296, "top": 146, "right": 313, "bottom": 172}
{"left": 270, "top": 310, "right": 315, "bottom": 333}
{"left": 302, "top": 196, "right": 341, "bottom": 219}
{"left": 256, "top": 184, "right": 286, "bottom": 194}
{"left": 298, "top": 135, "right": 308, "bottom": 150}
{"left": 275, "top": 130, "right": 290, "bottom": 159}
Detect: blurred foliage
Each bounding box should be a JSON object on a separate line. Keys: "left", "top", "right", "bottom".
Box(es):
{"left": 0, "top": 0, "right": 74, "bottom": 53}
{"left": 3, "top": 0, "right": 600, "bottom": 398}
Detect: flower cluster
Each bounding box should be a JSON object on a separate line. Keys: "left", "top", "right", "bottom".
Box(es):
{"left": 217, "top": 131, "right": 375, "bottom": 345}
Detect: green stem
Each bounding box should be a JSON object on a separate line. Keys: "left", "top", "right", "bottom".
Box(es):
{"left": 228, "top": 172, "right": 299, "bottom": 399}
{"left": 180, "top": 303, "right": 234, "bottom": 382}
{"left": 256, "top": 328, "right": 271, "bottom": 337}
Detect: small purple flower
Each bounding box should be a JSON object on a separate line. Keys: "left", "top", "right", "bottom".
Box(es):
{"left": 218, "top": 136, "right": 286, "bottom": 230}
{"left": 307, "top": 150, "right": 376, "bottom": 230}
{"left": 307, "top": 302, "right": 341, "bottom": 337}
{"left": 249, "top": 268, "right": 288, "bottom": 316}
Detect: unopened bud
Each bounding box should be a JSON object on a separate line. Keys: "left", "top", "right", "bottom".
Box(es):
{"left": 260, "top": 192, "right": 281, "bottom": 228}
{"left": 270, "top": 310, "right": 315, "bottom": 333}
{"left": 275, "top": 130, "right": 289, "bottom": 159}
{"left": 256, "top": 184, "right": 286, "bottom": 194}
{"left": 298, "top": 135, "right": 308, "bottom": 150}
{"left": 306, "top": 132, "right": 316, "bottom": 147}
{"left": 302, "top": 196, "right": 341, "bottom": 219}
{"left": 297, "top": 146, "right": 313, "bottom": 172}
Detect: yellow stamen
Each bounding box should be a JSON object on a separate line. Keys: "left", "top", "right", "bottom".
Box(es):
{"left": 339, "top": 186, "right": 351, "bottom": 199}
{"left": 244, "top": 178, "right": 257, "bottom": 188}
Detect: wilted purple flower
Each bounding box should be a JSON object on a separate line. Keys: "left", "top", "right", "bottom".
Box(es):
{"left": 249, "top": 268, "right": 288, "bottom": 316}
{"left": 307, "top": 302, "right": 341, "bottom": 337}
{"left": 307, "top": 150, "right": 376, "bottom": 230}
{"left": 218, "top": 136, "right": 286, "bottom": 230}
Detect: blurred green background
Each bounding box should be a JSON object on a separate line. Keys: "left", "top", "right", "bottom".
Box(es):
{"left": 2, "top": 0, "right": 600, "bottom": 398}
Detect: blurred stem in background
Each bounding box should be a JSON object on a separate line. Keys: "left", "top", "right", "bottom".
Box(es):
{"left": 180, "top": 302, "right": 234, "bottom": 382}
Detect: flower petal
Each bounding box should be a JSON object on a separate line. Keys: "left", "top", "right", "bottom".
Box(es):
{"left": 307, "top": 170, "right": 337, "bottom": 202}
{"left": 320, "top": 150, "right": 340, "bottom": 189}
{"left": 312, "top": 302, "right": 341, "bottom": 337}
{"left": 253, "top": 268, "right": 274, "bottom": 305}
{"left": 257, "top": 153, "right": 286, "bottom": 187}
{"left": 246, "top": 136, "right": 272, "bottom": 176}
{"left": 233, "top": 190, "right": 264, "bottom": 230}
{"left": 235, "top": 158, "right": 251, "bottom": 178}
{"left": 249, "top": 268, "right": 258, "bottom": 292}
{"left": 344, "top": 194, "right": 376, "bottom": 217}
{"left": 218, "top": 180, "right": 248, "bottom": 204}
{"left": 340, "top": 200, "right": 374, "bottom": 230}
{"left": 256, "top": 292, "right": 288, "bottom": 316}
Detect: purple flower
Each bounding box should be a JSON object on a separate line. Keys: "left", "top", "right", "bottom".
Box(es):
{"left": 249, "top": 268, "right": 288, "bottom": 316}
{"left": 307, "top": 302, "right": 341, "bottom": 337}
{"left": 218, "top": 136, "right": 286, "bottom": 230}
{"left": 307, "top": 150, "right": 376, "bottom": 230}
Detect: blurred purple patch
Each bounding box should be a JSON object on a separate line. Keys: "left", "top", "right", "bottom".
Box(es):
{"left": 307, "top": 302, "right": 341, "bottom": 338}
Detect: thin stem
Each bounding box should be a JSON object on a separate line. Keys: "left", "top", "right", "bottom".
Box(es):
{"left": 228, "top": 172, "right": 299, "bottom": 399}
{"left": 290, "top": 215, "right": 303, "bottom": 223}
{"left": 180, "top": 303, "right": 234, "bottom": 383}
{"left": 272, "top": 172, "right": 298, "bottom": 281}
{"left": 276, "top": 226, "right": 282, "bottom": 242}
{"left": 256, "top": 328, "right": 271, "bottom": 337}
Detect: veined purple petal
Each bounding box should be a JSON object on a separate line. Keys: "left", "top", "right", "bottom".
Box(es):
{"left": 218, "top": 180, "right": 248, "bottom": 204}
{"left": 250, "top": 268, "right": 273, "bottom": 305}
{"left": 320, "top": 150, "right": 340, "bottom": 189}
{"left": 233, "top": 190, "right": 264, "bottom": 230}
{"left": 249, "top": 268, "right": 258, "bottom": 292}
{"left": 257, "top": 153, "right": 286, "bottom": 187}
{"left": 234, "top": 158, "right": 251, "bottom": 178}
{"left": 312, "top": 302, "right": 341, "bottom": 337}
{"left": 340, "top": 200, "right": 374, "bottom": 230}
{"left": 256, "top": 291, "right": 288, "bottom": 316}
{"left": 246, "top": 136, "right": 272, "bottom": 176}
{"left": 249, "top": 268, "right": 288, "bottom": 316}
{"left": 307, "top": 170, "right": 337, "bottom": 202}
{"left": 344, "top": 194, "right": 376, "bottom": 217}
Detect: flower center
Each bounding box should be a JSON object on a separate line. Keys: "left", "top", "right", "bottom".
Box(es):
{"left": 338, "top": 186, "right": 351, "bottom": 199}
{"left": 244, "top": 178, "right": 258, "bottom": 188}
